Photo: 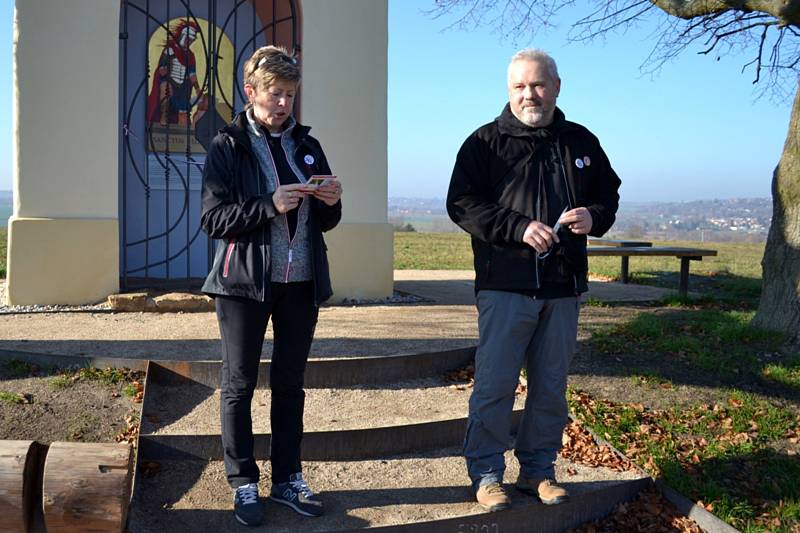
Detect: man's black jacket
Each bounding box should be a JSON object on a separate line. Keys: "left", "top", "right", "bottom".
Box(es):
{"left": 447, "top": 105, "right": 620, "bottom": 295}
{"left": 200, "top": 112, "right": 342, "bottom": 304}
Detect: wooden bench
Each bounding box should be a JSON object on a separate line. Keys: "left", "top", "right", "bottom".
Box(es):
{"left": 587, "top": 246, "right": 718, "bottom": 297}
{"left": 588, "top": 238, "right": 653, "bottom": 248}
{"left": 588, "top": 239, "right": 653, "bottom": 284}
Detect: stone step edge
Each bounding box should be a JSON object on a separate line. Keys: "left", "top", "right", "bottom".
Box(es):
{"left": 339, "top": 477, "right": 651, "bottom": 533}
{"left": 0, "top": 347, "right": 475, "bottom": 388}
{"left": 137, "top": 412, "right": 517, "bottom": 462}
{"left": 144, "top": 348, "right": 475, "bottom": 388}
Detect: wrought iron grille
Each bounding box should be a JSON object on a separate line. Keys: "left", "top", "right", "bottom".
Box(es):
{"left": 120, "top": 0, "right": 299, "bottom": 289}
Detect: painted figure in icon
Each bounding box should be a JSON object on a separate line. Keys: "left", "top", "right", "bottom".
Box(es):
{"left": 147, "top": 19, "right": 205, "bottom": 127}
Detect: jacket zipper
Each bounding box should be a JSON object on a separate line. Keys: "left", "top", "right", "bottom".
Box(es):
{"left": 280, "top": 137, "right": 307, "bottom": 284}
{"left": 555, "top": 137, "right": 576, "bottom": 209}
{"left": 555, "top": 136, "right": 580, "bottom": 293}
{"left": 262, "top": 133, "right": 300, "bottom": 283}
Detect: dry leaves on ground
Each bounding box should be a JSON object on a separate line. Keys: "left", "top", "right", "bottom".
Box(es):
{"left": 444, "top": 364, "right": 527, "bottom": 394}
{"left": 115, "top": 415, "right": 140, "bottom": 446}
{"left": 444, "top": 364, "right": 474, "bottom": 390}
{"left": 560, "top": 419, "right": 637, "bottom": 472}
{"left": 132, "top": 379, "right": 145, "bottom": 403}
{"left": 570, "top": 488, "right": 703, "bottom": 533}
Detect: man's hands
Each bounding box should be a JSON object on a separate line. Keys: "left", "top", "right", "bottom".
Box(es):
{"left": 521, "top": 207, "right": 594, "bottom": 253}
{"left": 522, "top": 221, "right": 559, "bottom": 254}
{"left": 559, "top": 207, "right": 593, "bottom": 235}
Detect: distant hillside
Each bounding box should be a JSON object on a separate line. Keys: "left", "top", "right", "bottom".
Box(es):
{"left": 388, "top": 197, "right": 771, "bottom": 242}
{"left": 0, "top": 191, "right": 11, "bottom": 228}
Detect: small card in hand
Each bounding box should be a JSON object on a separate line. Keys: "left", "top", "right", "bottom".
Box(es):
{"left": 307, "top": 175, "right": 337, "bottom": 188}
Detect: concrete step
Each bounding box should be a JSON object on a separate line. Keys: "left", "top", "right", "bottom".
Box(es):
{"left": 138, "top": 377, "right": 526, "bottom": 461}
{"left": 128, "top": 449, "right": 649, "bottom": 533}
{"left": 142, "top": 378, "right": 518, "bottom": 435}
{"left": 145, "top": 347, "right": 475, "bottom": 388}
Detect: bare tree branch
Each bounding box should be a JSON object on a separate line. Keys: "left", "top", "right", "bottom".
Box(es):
{"left": 427, "top": 0, "right": 799, "bottom": 99}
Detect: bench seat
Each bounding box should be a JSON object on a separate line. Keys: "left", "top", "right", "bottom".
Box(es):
{"left": 587, "top": 246, "right": 717, "bottom": 297}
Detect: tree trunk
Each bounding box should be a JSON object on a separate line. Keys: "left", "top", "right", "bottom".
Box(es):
{"left": 752, "top": 83, "right": 800, "bottom": 337}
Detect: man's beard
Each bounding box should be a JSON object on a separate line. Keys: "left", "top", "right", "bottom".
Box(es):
{"left": 518, "top": 106, "right": 549, "bottom": 128}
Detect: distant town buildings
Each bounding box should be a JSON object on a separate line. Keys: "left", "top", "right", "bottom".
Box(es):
{"left": 388, "top": 197, "right": 771, "bottom": 241}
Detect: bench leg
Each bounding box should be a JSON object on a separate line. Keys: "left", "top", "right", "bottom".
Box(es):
{"left": 620, "top": 256, "right": 629, "bottom": 284}
{"left": 679, "top": 257, "right": 690, "bottom": 297}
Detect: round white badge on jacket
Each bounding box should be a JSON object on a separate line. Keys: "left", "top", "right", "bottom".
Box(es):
{"left": 583, "top": 156, "right": 591, "bottom": 167}
{"left": 304, "top": 154, "right": 315, "bottom": 165}
{"left": 575, "top": 158, "right": 584, "bottom": 169}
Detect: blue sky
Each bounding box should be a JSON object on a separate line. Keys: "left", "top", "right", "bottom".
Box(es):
{"left": 0, "top": 1, "right": 793, "bottom": 202}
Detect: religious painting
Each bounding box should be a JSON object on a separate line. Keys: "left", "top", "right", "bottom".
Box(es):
{"left": 146, "top": 17, "right": 234, "bottom": 154}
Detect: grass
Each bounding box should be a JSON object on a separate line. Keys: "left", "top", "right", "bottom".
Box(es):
{"left": 2, "top": 359, "right": 40, "bottom": 378}
{"left": 631, "top": 373, "right": 674, "bottom": 389}
{"left": 586, "top": 305, "right": 800, "bottom": 530}
{"left": 0, "top": 390, "right": 23, "bottom": 405}
{"left": 394, "top": 233, "right": 763, "bottom": 303}
{"left": 394, "top": 232, "right": 474, "bottom": 270}
{"left": 763, "top": 359, "right": 800, "bottom": 389}
{"left": 591, "top": 308, "right": 788, "bottom": 377}
{"left": 47, "top": 365, "right": 141, "bottom": 390}
{"left": 49, "top": 374, "right": 75, "bottom": 390}
{"left": 569, "top": 387, "right": 800, "bottom": 532}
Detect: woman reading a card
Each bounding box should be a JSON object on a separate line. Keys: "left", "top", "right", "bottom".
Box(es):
{"left": 200, "top": 45, "right": 342, "bottom": 527}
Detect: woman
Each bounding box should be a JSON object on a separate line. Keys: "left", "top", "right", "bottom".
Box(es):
{"left": 200, "top": 45, "right": 342, "bottom": 527}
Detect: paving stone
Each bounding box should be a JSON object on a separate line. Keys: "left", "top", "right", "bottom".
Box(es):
{"left": 153, "top": 293, "right": 214, "bottom": 312}
{"left": 107, "top": 292, "right": 155, "bottom": 312}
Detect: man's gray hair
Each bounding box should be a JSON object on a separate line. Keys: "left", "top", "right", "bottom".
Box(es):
{"left": 508, "top": 48, "right": 559, "bottom": 82}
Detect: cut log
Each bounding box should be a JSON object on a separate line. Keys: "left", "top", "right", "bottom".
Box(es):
{"left": 42, "top": 442, "right": 133, "bottom": 533}
{"left": 0, "top": 440, "right": 38, "bottom": 533}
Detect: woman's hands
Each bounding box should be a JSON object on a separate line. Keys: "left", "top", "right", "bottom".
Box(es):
{"left": 272, "top": 184, "right": 308, "bottom": 214}
{"left": 271, "top": 180, "right": 343, "bottom": 214}
{"left": 311, "top": 180, "right": 343, "bottom": 206}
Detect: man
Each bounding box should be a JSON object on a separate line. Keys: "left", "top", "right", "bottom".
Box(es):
{"left": 446, "top": 48, "right": 620, "bottom": 512}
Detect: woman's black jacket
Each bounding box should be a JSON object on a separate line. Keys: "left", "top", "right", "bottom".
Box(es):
{"left": 200, "top": 112, "right": 342, "bottom": 304}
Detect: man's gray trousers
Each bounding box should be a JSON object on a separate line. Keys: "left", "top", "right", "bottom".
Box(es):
{"left": 464, "top": 290, "right": 579, "bottom": 490}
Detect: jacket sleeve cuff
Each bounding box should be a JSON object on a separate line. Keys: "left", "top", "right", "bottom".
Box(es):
{"left": 586, "top": 206, "right": 608, "bottom": 237}
{"left": 513, "top": 216, "right": 532, "bottom": 243}
{"left": 259, "top": 194, "right": 278, "bottom": 219}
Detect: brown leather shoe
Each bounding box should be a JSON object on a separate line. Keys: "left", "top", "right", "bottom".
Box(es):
{"left": 515, "top": 476, "right": 569, "bottom": 505}
{"left": 475, "top": 482, "right": 511, "bottom": 512}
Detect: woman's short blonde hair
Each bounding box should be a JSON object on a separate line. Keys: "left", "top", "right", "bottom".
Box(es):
{"left": 243, "top": 45, "right": 301, "bottom": 93}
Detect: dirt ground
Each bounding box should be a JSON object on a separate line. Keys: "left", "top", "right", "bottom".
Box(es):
{"left": 0, "top": 366, "right": 141, "bottom": 444}
{"left": 129, "top": 453, "right": 645, "bottom": 532}
{"left": 0, "top": 274, "right": 742, "bottom": 530}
